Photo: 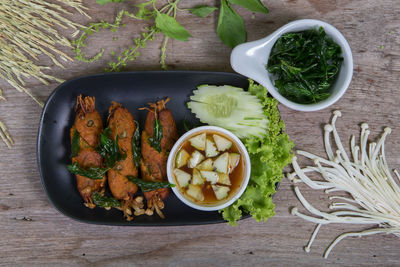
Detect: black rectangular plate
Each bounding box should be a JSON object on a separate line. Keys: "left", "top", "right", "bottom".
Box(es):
{"left": 37, "top": 71, "right": 250, "bottom": 226}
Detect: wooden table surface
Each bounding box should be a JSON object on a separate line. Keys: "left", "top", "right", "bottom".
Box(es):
{"left": 1, "top": 0, "right": 399, "bottom": 265}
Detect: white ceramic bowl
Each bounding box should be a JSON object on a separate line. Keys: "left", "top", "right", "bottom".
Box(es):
{"left": 231, "top": 19, "right": 353, "bottom": 112}
{"left": 167, "top": 126, "right": 251, "bottom": 211}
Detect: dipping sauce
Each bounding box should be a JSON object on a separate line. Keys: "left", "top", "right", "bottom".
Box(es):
{"left": 171, "top": 130, "right": 245, "bottom": 206}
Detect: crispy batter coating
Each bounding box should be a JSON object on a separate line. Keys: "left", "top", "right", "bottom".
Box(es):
{"left": 71, "top": 95, "right": 105, "bottom": 208}
{"left": 140, "top": 98, "right": 177, "bottom": 218}
{"left": 107, "top": 102, "right": 139, "bottom": 220}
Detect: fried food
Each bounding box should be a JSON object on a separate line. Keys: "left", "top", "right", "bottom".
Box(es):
{"left": 107, "top": 102, "right": 144, "bottom": 220}
{"left": 70, "top": 95, "right": 106, "bottom": 208}
{"left": 140, "top": 98, "right": 178, "bottom": 218}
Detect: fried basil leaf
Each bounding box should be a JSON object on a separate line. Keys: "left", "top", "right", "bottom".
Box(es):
{"left": 67, "top": 162, "right": 108, "bottom": 180}
{"left": 97, "top": 127, "right": 127, "bottom": 168}
{"left": 127, "top": 176, "right": 175, "bottom": 192}
{"left": 71, "top": 129, "right": 80, "bottom": 157}
{"left": 93, "top": 192, "right": 122, "bottom": 208}
{"left": 148, "top": 119, "right": 163, "bottom": 152}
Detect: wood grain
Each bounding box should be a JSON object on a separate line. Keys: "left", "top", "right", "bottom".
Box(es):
{"left": 1, "top": 0, "right": 399, "bottom": 265}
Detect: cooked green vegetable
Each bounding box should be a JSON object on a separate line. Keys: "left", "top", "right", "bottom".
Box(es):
{"left": 132, "top": 121, "right": 141, "bottom": 168}
{"left": 93, "top": 192, "right": 122, "bottom": 208}
{"left": 267, "top": 27, "right": 342, "bottom": 104}
{"left": 96, "top": 127, "right": 127, "bottom": 168}
{"left": 71, "top": 130, "right": 80, "bottom": 157}
{"left": 148, "top": 119, "right": 163, "bottom": 152}
{"left": 67, "top": 162, "right": 109, "bottom": 180}
{"left": 219, "top": 80, "right": 294, "bottom": 225}
{"left": 187, "top": 84, "right": 269, "bottom": 138}
{"left": 127, "top": 176, "right": 175, "bottom": 192}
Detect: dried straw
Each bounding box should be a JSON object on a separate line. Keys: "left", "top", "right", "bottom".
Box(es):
{"left": 0, "top": 0, "right": 89, "bottom": 107}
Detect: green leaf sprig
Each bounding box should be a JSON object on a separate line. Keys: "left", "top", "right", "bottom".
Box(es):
{"left": 148, "top": 118, "right": 163, "bottom": 152}
{"left": 127, "top": 176, "right": 175, "bottom": 192}
{"left": 67, "top": 162, "right": 109, "bottom": 180}
{"left": 132, "top": 121, "right": 141, "bottom": 169}
{"left": 71, "top": 129, "right": 80, "bottom": 157}
{"left": 190, "top": 0, "right": 269, "bottom": 48}
{"left": 72, "top": 10, "right": 142, "bottom": 63}
{"left": 96, "top": 127, "right": 127, "bottom": 168}
{"left": 73, "top": 0, "right": 191, "bottom": 71}
{"left": 96, "top": 0, "right": 125, "bottom": 4}
{"left": 92, "top": 192, "right": 122, "bottom": 208}
{"left": 266, "top": 27, "right": 343, "bottom": 104}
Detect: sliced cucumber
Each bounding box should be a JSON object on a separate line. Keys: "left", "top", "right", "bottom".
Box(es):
{"left": 186, "top": 184, "right": 204, "bottom": 201}
{"left": 228, "top": 153, "right": 241, "bottom": 173}
{"left": 218, "top": 173, "right": 231, "bottom": 186}
{"left": 200, "top": 170, "right": 219, "bottom": 184}
{"left": 188, "top": 150, "right": 205, "bottom": 168}
{"left": 214, "top": 152, "right": 229, "bottom": 174}
{"left": 187, "top": 85, "right": 269, "bottom": 138}
{"left": 213, "top": 134, "right": 232, "bottom": 151}
{"left": 188, "top": 133, "right": 206, "bottom": 151}
{"left": 197, "top": 158, "right": 214, "bottom": 171}
{"left": 174, "top": 169, "right": 191, "bottom": 187}
{"left": 175, "top": 149, "right": 190, "bottom": 168}
{"left": 192, "top": 168, "right": 204, "bottom": 185}
{"left": 212, "top": 185, "right": 230, "bottom": 200}
{"left": 205, "top": 138, "right": 219, "bottom": 157}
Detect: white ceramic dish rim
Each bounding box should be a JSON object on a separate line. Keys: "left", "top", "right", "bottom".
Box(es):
{"left": 167, "top": 126, "right": 251, "bottom": 211}
{"left": 230, "top": 19, "right": 354, "bottom": 112}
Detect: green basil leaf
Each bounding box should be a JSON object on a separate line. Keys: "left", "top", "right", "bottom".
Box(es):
{"left": 148, "top": 119, "right": 163, "bottom": 153}
{"left": 217, "top": 0, "right": 246, "bottom": 48}
{"left": 189, "top": 5, "right": 218, "bottom": 18}
{"left": 127, "top": 176, "right": 175, "bottom": 192}
{"left": 67, "top": 162, "right": 108, "bottom": 180}
{"left": 132, "top": 121, "right": 141, "bottom": 168}
{"left": 96, "top": 127, "right": 127, "bottom": 168}
{"left": 93, "top": 192, "right": 122, "bottom": 208}
{"left": 96, "top": 0, "right": 124, "bottom": 5}
{"left": 155, "top": 13, "right": 192, "bottom": 41}
{"left": 71, "top": 130, "right": 80, "bottom": 157}
{"left": 228, "top": 0, "right": 268, "bottom": 14}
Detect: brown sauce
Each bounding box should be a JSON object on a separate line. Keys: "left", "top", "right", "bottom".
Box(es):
{"left": 172, "top": 130, "right": 245, "bottom": 206}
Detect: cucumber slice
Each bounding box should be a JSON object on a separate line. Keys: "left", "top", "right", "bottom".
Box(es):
{"left": 205, "top": 138, "right": 219, "bottom": 157}
{"left": 188, "top": 150, "right": 205, "bottom": 168}
{"left": 228, "top": 153, "right": 240, "bottom": 173}
{"left": 218, "top": 173, "right": 231, "bottom": 186}
{"left": 174, "top": 169, "right": 191, "bottom": 187}
{"left": 175, "top": 149, "right": 190, "bottom": 168}
{"left": 186, "top": 184, "right": 204, "bottom": 201}
{"left": 188, "top": 133, "right": 206, "bottom": 151}
{"left": 200, "top": 171, "right": 219, "bottom": 184}
{"left": 192, "top": 168, "right": 204, "bottom": 185}
{"left": 213, "top": 134, "right": 232, "bottom": 151}
{"left": 197, "top": 158, "right": 214, "bottom": 171}
{"left": 212, "top": 185, "right": 230, "bottom": 200}
{"left": 187, "top": 85, "right": 269, "bottom": 138}
{"left": 214, "top": 152, "right": 229, "bottom": 174}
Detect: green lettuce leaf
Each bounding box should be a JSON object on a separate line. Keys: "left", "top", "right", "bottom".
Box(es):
{"left": 220, "top": 80, "right": 294, "bottom": 225}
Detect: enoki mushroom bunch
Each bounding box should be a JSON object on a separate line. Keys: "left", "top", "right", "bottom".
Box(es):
{"left": 288, "top": 110, "right": 400, "bottom": 258}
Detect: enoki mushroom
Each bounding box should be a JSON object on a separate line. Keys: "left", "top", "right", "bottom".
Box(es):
{"left": 287, "top": 110, "right": 400, "bottom": 258}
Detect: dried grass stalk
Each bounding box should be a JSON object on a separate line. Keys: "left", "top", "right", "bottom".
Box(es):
{"left": 0, "top": 0, "right": 89, "bottom": 107}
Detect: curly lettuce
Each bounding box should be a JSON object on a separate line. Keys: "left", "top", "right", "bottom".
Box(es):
{"left": 220, "top": 80, "right": 295, "bottom": 225}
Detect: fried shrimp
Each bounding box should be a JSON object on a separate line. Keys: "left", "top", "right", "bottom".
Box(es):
{"left": 107, "top": 102, "right": 145, "bottom": 220}
{"left": 71, "top": 95, "right": 106, "bottom": 208}
{"left": 140, "top": 98, "right": 178, "bottom": 218}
